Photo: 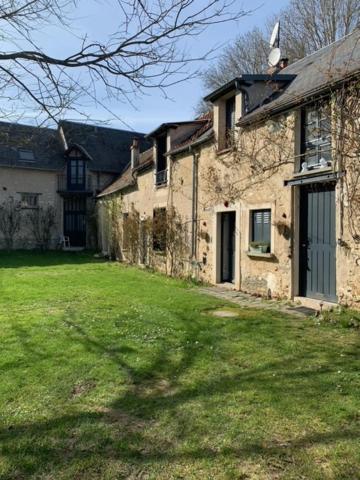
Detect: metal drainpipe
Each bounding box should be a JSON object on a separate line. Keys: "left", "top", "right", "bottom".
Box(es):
{"left": 190, "top": 146, "right": 199, "bottom": 266}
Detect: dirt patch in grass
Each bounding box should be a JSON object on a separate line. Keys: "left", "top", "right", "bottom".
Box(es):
{"left": 70, "top": 380, "right": 97, "bottom": 398}
{"left": 203, "top": 307, "right": 241, "bottom": 318}
{"left": 134, "top": 378, "right": 178, "bottom": 398}
{"left": 95, "top": 406, "right": 148, "bottom": 431}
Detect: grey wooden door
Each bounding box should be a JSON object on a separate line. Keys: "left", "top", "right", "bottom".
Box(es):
{"left": 299, "top": 183, "right": 337, "bottom": 302}
{"left": 221, "top": 212, "right": 236, "bottom": 283}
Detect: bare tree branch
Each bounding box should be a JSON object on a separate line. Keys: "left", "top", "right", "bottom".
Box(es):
{"left": 0, "top": 0, "right": 250, "bottom": 123}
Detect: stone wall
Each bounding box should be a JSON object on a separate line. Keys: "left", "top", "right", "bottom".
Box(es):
{"left": 0, "top": 167, "right": 112, "bottom": 249}
{"left": 97, "top": 110, "right": 360, "bottom": 308}
{"left": 0, "top": 167, "right": 62, "bottom": 248}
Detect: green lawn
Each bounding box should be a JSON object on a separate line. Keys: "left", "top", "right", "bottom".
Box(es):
{"left": 0, "top": 252, "right": 359, "bottom": 479}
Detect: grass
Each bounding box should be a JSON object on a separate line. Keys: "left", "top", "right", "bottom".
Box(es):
{"left": 0, "top": 251, "right": 359, "bottom": 479}
{"left": 317, "top": 307, "right": 360, "bottom": 329}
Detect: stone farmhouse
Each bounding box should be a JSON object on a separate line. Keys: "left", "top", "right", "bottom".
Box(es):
{"left": 97, "top": 28, "right": 360, "bottom": 309}
{"left": 0, "top": 121, "right": 149, "bottom": 248}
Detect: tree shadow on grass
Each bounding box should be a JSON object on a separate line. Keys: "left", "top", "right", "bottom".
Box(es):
{"left": 0, "top": 250, "right": 103, "bottom": 269}
{"left": 1, "top": 310, "right": 359, "bottom": 479}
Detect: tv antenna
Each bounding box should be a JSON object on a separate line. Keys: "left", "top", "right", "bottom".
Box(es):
{"left": 268, "top": 21, "right": 281, "bottom": 67}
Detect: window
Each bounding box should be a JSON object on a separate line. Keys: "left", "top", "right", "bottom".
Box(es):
{"left": 225, "top": 96, "right": 236, "bottom": 147}
{"left": 302, "top": 101, "right": 331, "bottom": 171}
{"left": 68, "top": 158, "right": 86, "bottom": 189}
{"left": 20, "top": 193, "right": 39, "bottom": 208}
{"left": 18, "top": 149, "right": 35, "bottom": 161}
{"left": 122, "top": 213, "right": 130, "bottom": 250}
{"left": 153, "top": 208, "right": 166, "bottom": 251}
{"left": 155, "top": 135, "right": 168, "bottom": 186}
{"left": 250, "top": 209, "right": 271, "bottom": 252}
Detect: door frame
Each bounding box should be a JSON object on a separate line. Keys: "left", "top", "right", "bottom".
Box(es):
{"left": 292, "top": 181, "right": 337, "bottom": 302}
{"left": 63, "top": 195, "right": 87, "bottom": 247}
{"left": 213, "top": 203, "right": 240, "bottom": 289}
{"left": 220, "top": 211, "right": 236, "bottom": 283}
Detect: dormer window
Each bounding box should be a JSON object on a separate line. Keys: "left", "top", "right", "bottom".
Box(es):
{"left": 155, "top": 134, "right": 168, "bottom": 186}
{"left": 215, "top": 93, "right": 237, "bottom": 151}
{"left": 301, "top": 101, "right": 331, "bottom": 172}
{"left": 225, "top": 96, "right": 236, "bottom": 147}
{"left": 18, "top": 149, "right": 35, "bottom": 161}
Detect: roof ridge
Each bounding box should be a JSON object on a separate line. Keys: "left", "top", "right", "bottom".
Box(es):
{"left": 60, "top": 119, "right": 146, "bottom": 135}
{"left": 0, "top": 120, "right": 56, "bottom": 132}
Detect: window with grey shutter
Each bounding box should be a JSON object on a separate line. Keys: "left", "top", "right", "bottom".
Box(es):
{"left": 251, "top": 209, "right": 271, "bottom": 245}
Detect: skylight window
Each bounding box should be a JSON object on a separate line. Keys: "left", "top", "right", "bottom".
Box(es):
{"left": 18, "top": 149, "right": 35, "bottom": 161}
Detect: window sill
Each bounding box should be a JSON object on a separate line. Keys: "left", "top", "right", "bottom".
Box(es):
{"left": 246, "top": 251, "right": 275, "bottom": 259}
{"left": 154, "top": 183, "right": 168, "bottom": 189}
{"left": 293, "top": 166, "right": 333, "bottom": 177}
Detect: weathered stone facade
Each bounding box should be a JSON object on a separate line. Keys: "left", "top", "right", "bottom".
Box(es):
{"left": 0, "top": 121, "right": 146, "bottom": 249}
{"left": 97, "top": 28, "right": 360, "bottom": 309}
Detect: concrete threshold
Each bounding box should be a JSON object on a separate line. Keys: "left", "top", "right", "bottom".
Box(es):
{"left": 294, "top": 296, "right": 338, "bottom": 311}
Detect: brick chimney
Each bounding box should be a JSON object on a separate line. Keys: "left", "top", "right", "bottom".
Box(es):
{"left": 279, "top": 57, "right": 289, "bottom": 69}
{"left": 131, "top": 137, "right": 139, "bottom": 169}
{"left": 267, "top": 57, "right": 289, "bottom": 75}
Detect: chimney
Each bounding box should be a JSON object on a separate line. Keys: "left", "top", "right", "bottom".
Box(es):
{"left": 279, "top": 57, "right": 289, "bottom": 69}
{"left": 131, "top": 137, "right": 139, "bottom": 169}
{"left": 267, "top": 58, "right": 289, "bottom": 75}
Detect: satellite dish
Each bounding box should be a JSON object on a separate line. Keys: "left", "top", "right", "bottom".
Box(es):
{"left": 268, "top": 47, "right": 281, "bottom": 67}
{"left": 270, "top": 21, "right": 280, "bottom": 48}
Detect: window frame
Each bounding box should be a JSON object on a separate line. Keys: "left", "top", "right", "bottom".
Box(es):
{"left": 122, "top": 212, "right": 130, "bottom": 250}
{"left": 152, "top": 207, "right": 167, "bottom": 252}
{"left": 19, "top": 192, "right": 40, "bottom": 209}
{"left": 249, "top": 208, "right": 272, "bottom": 252}
{"left": 18, "top": 149, "right": 35, "bottom": 162}
{"left": 225, "top": 95, "right": 236, "bottom": 148}
{"left": 155, "top": 135, "right": 168, "bottom": 186}
{"left": 301, "top": 100, "right": 332, "bottom": 171}
{"left": 67, "top": 157, "right": 86, "bottom": 190}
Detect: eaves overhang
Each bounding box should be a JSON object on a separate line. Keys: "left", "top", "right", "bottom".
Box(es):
{"left": 65, "top": 143, "right": 94, "bottom": 162}
{"left": 203, "top": 74, "right": 296, "bottom": 103}
{"left": 146, "top": 120, "right": 207, "bottom": 139}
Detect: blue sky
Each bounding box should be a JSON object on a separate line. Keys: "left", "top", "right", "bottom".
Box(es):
{"left": 35, "top": 0, "right": 290, "bottom": 132}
